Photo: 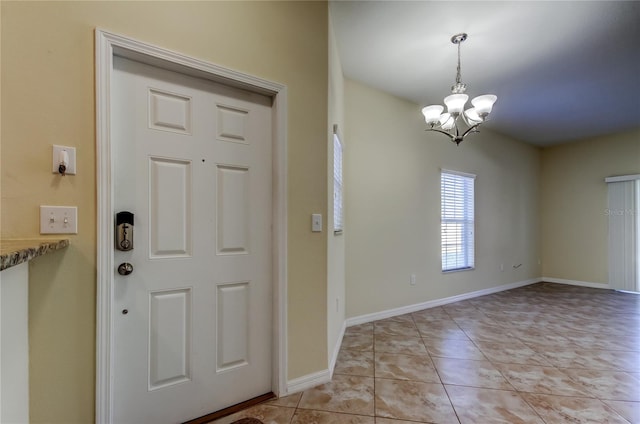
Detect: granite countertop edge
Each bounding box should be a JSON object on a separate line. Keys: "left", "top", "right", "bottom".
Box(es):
{"left": 0, "top": 239, "right": 70, "bottom": 271}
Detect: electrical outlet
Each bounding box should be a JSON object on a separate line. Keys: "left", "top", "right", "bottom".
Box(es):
{"left": 410, "top": 273, "right": 416, "bottom": 286}
{"left": 40, "top": 206, "right": 78, "bottom": 234}
{"left": 500, "top": 264, "right": 504, "bottom": 272}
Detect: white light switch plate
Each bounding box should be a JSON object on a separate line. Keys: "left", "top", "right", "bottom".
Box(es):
{"left": 52, "top": 145, "right": 76, "bottom": 175}
{"left": 40, "top": 206, "right": 78, "bottom": 234}
{"left": 311, "top": 213, "right": 322, "bottom": 232}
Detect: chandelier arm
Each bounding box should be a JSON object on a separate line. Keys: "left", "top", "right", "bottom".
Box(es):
{"left": 460, "top": 123, "right": 482, "bottom": 139}
{"left": 461, "top": 112, "right": 472, "bottom": 127}
{"left": 426, "top": 128, "right": 456, "bottom": 141}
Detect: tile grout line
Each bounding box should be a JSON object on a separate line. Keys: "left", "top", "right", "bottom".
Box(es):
{"left": 259, "top": 284, "right": 638, "bottom": 423}
{"left": 413, "top": 310, "right": 463, "bottom": 424}
{"left": 372, "top": 320, "right": 377, "bottom": 420}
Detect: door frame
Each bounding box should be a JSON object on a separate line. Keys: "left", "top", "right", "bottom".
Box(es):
{"left": 94, "top": 29, "right": 288, "bottom": 424}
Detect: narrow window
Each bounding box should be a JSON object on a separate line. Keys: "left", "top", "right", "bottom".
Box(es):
{"left": 441, "top": 170, "right": 475, "bottom": 272}
{"left": 333, "top": 126, "right": 344, "bottom": 234}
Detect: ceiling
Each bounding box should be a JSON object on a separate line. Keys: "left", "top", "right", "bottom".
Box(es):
{"left": 329, "top": 1, "right": 640, "bottom": 146}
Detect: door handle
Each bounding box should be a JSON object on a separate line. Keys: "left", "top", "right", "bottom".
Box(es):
{"left": 117, "top": 262, "right": 134, "bottom": 276}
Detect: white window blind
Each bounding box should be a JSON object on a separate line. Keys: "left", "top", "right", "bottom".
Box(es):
{"left": 606, "top": 175, "right": 640, "bottom": 292}
{"left": 441, "top": 170, "right": 475, "bottom": 272}
{"left": 333, "top": 129, "right": 344, "bottom": 234}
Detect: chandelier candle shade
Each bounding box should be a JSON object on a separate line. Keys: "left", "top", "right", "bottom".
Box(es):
{"left": 422, "top": 33, "right": 497, "bottom": 145}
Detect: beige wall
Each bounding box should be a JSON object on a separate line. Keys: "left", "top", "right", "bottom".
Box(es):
{"left": 541, "top": 130, "right": 640, "bottom": 284}
{"left": 327, "top": 15, "right": 345, "bottom": 363}
{"left": 344, "top": 79, "right": 541, "bottom": 318}
{"left": 1, "top": 2, "right": 328, "bottom": 422}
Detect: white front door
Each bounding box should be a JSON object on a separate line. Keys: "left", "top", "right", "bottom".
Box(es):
{"left": 111, "top": 56, "right": 273, "bottom": 423}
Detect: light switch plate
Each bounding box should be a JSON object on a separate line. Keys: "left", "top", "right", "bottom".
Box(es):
{"left": 40, "top": 206, "right": 78, "bottom": 234}
{"left": 52, "top": 145, "right": 76, "bottom": 175}
{"left": 311, "top": 213, "right": 322, "bottom": 232}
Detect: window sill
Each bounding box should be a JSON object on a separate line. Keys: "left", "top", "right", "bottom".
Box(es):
{"left": 442, "top": 267, "right": 475, "bottom": 274}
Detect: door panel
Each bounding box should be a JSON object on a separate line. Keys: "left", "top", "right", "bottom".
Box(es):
{"left": 216, "top": 104, "right": 249, "bottom": 144}
{"left": 149, "top": 157, "right": 192, "bottom": 257}
{"left": 216, "top": 165, "right": 250, "bottom": 255}
{"left": 111, "top": 55, "right": 272, "bottom": 423}
{"left": 148, "top": 288, "right": 192, "bottom": 390}
{"left": 216, "top": 282, "right": 250, "bottom": 371}
{"left": 149, "top": 89, "right": 192, "bottom": 134}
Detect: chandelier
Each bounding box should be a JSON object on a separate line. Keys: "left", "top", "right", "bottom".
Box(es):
{"left": 422, "top": 33, "right": 497, "bottom": 145}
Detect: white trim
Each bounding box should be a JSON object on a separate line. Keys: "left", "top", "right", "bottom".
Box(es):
{"left": 346, "top": 277, "right": 617, "bottom": 328}
{"left": 542, "top": 277, "right": 611, "bottom": 290}
{"left": 346, "top": 278, "right": 539, "bottom": 327}
{"left": 605, "top": 174, "right": 640, "bottom": 183}
{"left": 324, "top": 275, "right": 620, "bottom": 400}
{"left": 283, "top": 321, "right": 346, "bottom": 397}
{"left": 441, "top": 168, "right": 476, "bottom": 180}
{"left": 615, "top": 290, "right": 640, "bottom": 295}
{"left": 95, "top": 29, "right": 114, "bottom": 424}
{"left": 328, "top": 320, "right": 346, "bottom": 378}
{"left": 95, "top": 29, "right": 288, "bottom": 424}
{"left": 286, "top": 369, "right": 331, "bottom": 396}
{"left": 272, "top": 89, "right": 289, "bottom": 397}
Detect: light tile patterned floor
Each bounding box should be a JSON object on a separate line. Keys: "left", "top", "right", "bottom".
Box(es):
{"left": 211, "top": 282, "right": 640, "bottom": 423}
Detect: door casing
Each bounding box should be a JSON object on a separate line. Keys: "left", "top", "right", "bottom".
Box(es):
{"left": 95, "top": 29, "right": 288, "bottom": 424}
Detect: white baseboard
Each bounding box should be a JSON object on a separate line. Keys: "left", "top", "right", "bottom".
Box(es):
{"left": 346, "top": 278, "right": 540, "bottom": 327}
{"left": 285, "top": 320, "right": 344, "bottom": 396}
{"left": 542, "top": 277, "right": 611, "bottom": 290}
{"left": 286, "top": 276, "right": 614, "bottom": 397}
{"left": 286, "top": 369, "right": 331, "bottom": 396}
{"left": 328, "top": 320, "right": 346, "bottom": 379}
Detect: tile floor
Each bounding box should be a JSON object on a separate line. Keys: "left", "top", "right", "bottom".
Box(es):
{"left": 211, "top": 282, "right": 640, "bottom": 423}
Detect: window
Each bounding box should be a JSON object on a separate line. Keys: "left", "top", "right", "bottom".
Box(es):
{"left": 441, "top": 170, "right": 475, "bottom": 272}
{"left": 333, "top": 126, "right": 344, "bottom": 234}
